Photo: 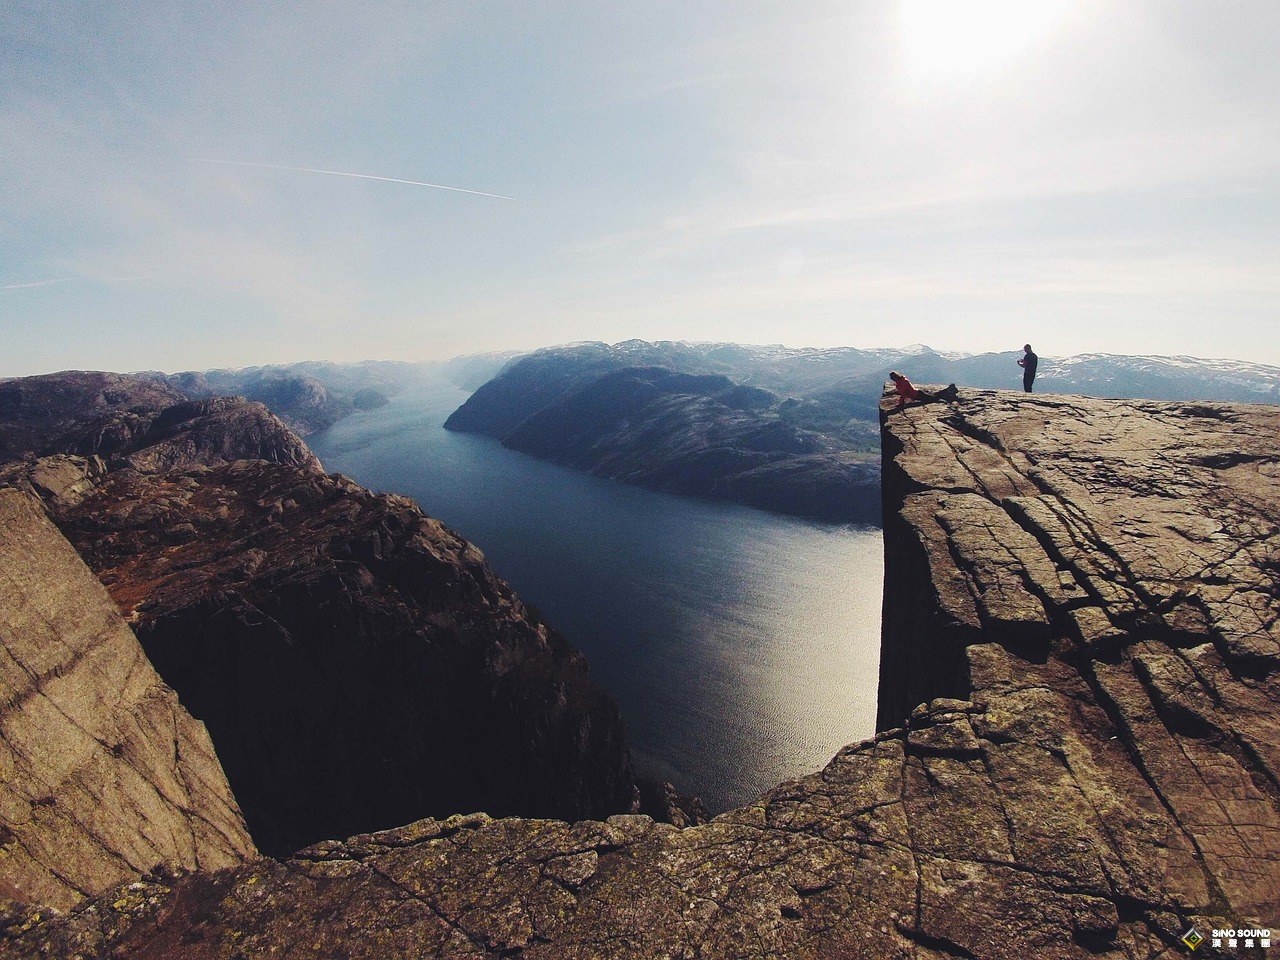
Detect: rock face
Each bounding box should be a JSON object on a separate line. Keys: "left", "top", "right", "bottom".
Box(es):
{"left": 46, "top": 459, "right": 640, "bottom": 856}
{"left": 876, "top": 387, "right": 1280, "bottom": 926}
{"left": 0, "top": 489, "right": 254, "bottom": 911}
{"left": 0, "top": 371, "right": 183, "bottom": 463}
{"left": 118, "top": 396, "right": 322, "bottom": 472}
{"left": 7, "top": 386, "right": 1275, "bottom": 958}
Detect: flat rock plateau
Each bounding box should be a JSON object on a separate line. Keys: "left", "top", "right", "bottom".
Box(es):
{"left": 2, "top": 379, "right": 1278, "bottom": 959}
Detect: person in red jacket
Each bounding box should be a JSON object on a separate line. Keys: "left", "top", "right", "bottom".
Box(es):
{"left": 889, "top": 372, "right": 958, "bottom": 409}
{"left": 889, "top": 371, "right": 921, "bottom": 408}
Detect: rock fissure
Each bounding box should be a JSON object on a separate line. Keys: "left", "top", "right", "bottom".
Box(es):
{"left": 897, "top": 923, "right": 982, "bottom": 959}
{"left": 1230, "top": 730, "right": 1280, "bottom": 800}
{"left": 973, "top": 750, "right": 1022, "bottom": 868}
{"left": 1078, "top": 660, "right": 1235, "bottom": 916}
{"left": 358, "top": 859, "right": 498, "bottom": 957}
{"left": 894, "top": 749, "right": 928, "bottom": 950}
{"left": 1053, "top": 748, "right": 1150, "bottom": 903}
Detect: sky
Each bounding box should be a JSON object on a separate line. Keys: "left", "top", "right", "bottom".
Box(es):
{"left": 3, "top": 0, "right": 1279, "bottom": 376}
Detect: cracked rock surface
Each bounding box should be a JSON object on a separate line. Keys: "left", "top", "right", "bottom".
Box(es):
{"left": 3, "top": 387, "right": 1277, "bottom": 958}
{"left": 878, "top": 389, "right": 1280, "bottom": 928}
{"left": 0, "top": 489, "right": 254, "bottom": 911}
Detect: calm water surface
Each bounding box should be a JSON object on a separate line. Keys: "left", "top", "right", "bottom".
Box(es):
{"left": 309, "top": 378, "right": 883, "bottom": 811}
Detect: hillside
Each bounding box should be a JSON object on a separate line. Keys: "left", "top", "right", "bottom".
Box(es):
{"left": 150, "top": 360, "right": 442, "bottom": 436}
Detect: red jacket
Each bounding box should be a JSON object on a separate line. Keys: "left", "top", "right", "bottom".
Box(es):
{"left": 893, "top": 376, "right": 920, "bottom": 407}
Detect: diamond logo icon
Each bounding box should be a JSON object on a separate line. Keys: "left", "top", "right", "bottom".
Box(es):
{"left": 1181, "top": 926, "right": 1204, "bottom": 950}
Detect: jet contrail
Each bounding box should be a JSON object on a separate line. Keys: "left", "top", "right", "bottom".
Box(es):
{"left": 189, "top": 158, "right": 514, "bottom": 201}
{"left": 2, "top": 277, "right": 80, "bottom": 291}
{"left": 3, "top": 275, "right": 149, "bottom": 292}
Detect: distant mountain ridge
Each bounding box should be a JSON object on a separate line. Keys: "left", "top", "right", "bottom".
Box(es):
{"left": 1040, "top": 352, "right": 1280, "bottom": 402}
{"left": 144, "top": 360, "right": 439, "bottom": 436}
{"left": 461, "top": 339, "right": 1280, "bottom": 403}
{"left": 443, "top": 340, "right": 1280, "bottom": 524}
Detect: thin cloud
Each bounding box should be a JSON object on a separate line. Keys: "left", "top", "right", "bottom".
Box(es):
{"left": 188, "top": 159, "right": 515, "bottom": 201}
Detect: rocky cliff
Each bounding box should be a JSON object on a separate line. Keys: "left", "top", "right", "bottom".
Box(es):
{"left": 0, "top": 372, "right": 645, "bottom": 860}
{"left": 875, "top": 387, "right": 1280, "bottom": 931}
{"left": 0, "top": 489, "right": 255, "bottom": 911}
{"left": 0, "top": 371, "right": 183, "bottom": 463}
{"left": 48, "top": 459, "right": 641, "bottom": 855}
{"left": 0, "top": 372, "right": 319, "bottom": 473}
{"left": 6, "top": 386, "right": 1275, "bottom": 958}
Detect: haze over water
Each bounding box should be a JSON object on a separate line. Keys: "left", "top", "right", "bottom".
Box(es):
{"left": 309, "top": 376, "right": 883, "bottom": 811}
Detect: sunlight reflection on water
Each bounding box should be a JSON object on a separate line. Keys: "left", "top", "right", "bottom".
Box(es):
{"left": 310, "top": 379, "right": 883, "bottom": 811}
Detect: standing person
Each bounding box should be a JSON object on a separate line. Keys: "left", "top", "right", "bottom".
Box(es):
{"left": 1018, "top": 344, "right": 1038, "bottom": 393}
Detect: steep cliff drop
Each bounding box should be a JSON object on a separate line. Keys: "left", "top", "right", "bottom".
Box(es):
{"left": 876, "top": 386, "right": 1280, "bottom": 928}
{"left": 0, "top": 372, "right": 644, "bottom": 859}
{"left": 48, "top": 459, "right": 642, "bottom": 855}
{"left": 3, "top": 385, "right": 1277, "bottom": 958}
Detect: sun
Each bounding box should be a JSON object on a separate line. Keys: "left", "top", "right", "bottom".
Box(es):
{"left": 898, "top": 0, "right": 1073, "bottom": 81}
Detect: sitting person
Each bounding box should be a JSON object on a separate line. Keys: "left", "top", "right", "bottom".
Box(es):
{"left": 889, "top": 372, "right": 958, "bottom": 409}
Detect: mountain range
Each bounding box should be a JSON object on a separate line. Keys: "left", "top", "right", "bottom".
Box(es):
{"left": 442, "top": 340, "right": 1280, "bottom": 523}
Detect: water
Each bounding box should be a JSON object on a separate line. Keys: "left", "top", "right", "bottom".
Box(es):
{"left": 308, "top": 377, "right": 883, "bottom": 812}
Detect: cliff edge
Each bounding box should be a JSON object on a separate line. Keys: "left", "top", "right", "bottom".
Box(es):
{"left": 4, "top": 388, "right": 1276, "bottom": 958}
{"left": 876, "top": 387, "right": 1280, "bottom": 921}
{"left": 48, "top": 459, "right": 642, "bottom": 855}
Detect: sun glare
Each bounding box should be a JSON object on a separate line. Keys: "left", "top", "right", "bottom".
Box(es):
{"left": 898, "top": 0, "right": 1073, "bottom": 80}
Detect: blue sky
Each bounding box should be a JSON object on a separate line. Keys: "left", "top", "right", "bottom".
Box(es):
{"left": 4, "top": 0, "right": 1279, "bottom": 376}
